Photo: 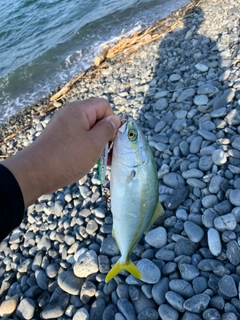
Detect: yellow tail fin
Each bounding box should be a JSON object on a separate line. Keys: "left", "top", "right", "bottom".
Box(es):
{"left": 105, "top": 258, "right": 142, "bottom": 283}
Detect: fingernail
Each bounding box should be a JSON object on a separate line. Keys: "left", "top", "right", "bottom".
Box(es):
{"left": 107, "top": 115, "right": 121, "bottom": 132}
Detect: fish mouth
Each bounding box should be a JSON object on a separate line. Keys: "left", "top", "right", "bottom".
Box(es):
{"left": 119, "top": 114, "right": 128, "bottom": 133}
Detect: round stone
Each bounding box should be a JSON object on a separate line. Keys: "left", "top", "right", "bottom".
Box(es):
{"left": 179, "top": 263, "right": 200, "bottom": 281}
{"left": 169, "top": 279, "right": 194, "bottom": 299}
{"left": 165, "top": 291, "right": 185, "bottom": 312}
{"left": 184, "top": 294, "right": 211, "bottom": 313}
{"left": 218, "top": 275, "right": 237, "bottom": 298}
{"left": 145, "top": 227, "right": 167, "bottom": 249}
{"left": 158, "top": 304, "right": 179, "bottom": 320}
{"left": 136, "top": 259, "right": 161, "bottom": 284}
{"left": 73, "top": 250, "right": 99, "bottom": 278}
{"left": 194, "top": 95, "right": 209, "bottom": 105}
{"left": 0, "top": 295, "right": 19, "bottom": 317}
{"left": 202, "top": 195, "right": 219, "bottom": 209}
{"left": 229, "top": 190, "right": 240, "bottom": 206}
{"left": 207, "top": 228, "right": 222, "bottom": 256}
{"left": 214, "top": 214, "right": 237, "bottom": 231}
{"left": 58, "top": 270, "right": 84, "bottom": 295}
{"left": 184, "top": 221, "right": 204, "bottom": 243}
{"left": 212, "top": 149, "right": 227, "bottom": 165}
{"left": 195, "top": 63, "right": 209, "bottom": 72}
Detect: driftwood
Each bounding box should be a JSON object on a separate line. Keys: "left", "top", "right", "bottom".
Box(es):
{"left": 50, "top": 71, "right": 86, "bottom": 103}
{"left": 94, "top": 44, "right": 110, "bottom": 67}
{"left": 1, "top": 0, "right": 213, "bottom": 150}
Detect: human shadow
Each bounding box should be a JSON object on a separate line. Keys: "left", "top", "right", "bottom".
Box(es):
{"left": 139, "top": 4, "right": 239, "bottom": 227}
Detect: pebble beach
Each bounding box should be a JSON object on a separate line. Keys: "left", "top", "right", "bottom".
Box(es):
{"left": 1, "top": 0, "right": 240, "bottom": 319}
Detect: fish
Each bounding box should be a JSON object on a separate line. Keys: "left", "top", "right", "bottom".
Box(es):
{"left": 105, "top": 115, "right": 163, "bottom": 283}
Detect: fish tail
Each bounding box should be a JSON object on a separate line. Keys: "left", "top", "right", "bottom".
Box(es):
{"left": 105, "top": 258, "right": 142, "bottom": 283}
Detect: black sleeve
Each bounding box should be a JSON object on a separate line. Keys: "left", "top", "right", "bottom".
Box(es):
{"left": 0, "top": 164, "right": 25, "bottom": 242}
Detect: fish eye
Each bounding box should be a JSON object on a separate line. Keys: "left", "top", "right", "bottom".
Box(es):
{"left": 128, "top": 129, "right": 137, "bottom": 141}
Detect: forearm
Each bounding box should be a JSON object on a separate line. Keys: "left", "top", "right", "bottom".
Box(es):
{"left": 2, "top": 146, "right": 48, "bottom": 209}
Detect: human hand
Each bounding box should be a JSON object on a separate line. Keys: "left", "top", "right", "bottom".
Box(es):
{"left": 3, "top": 98, "right": 121, "bottom": 208}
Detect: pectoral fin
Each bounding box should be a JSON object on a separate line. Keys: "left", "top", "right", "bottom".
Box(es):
{"left": 105, "top": 258, "right": 142, "bottom": 283}
{"left": 145, "top": 202, "right": 163, "bottom": 233}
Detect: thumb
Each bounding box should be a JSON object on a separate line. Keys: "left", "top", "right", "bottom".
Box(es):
{"left": 91, "top": 114, "right": 121, "bottom": 143}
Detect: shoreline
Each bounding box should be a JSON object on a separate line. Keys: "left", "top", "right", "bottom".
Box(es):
{"left": 0, "top": 0, "right": 199, "bottom": 150}
{"left": 1, "top": 0, "right": 240, "bottom": 319}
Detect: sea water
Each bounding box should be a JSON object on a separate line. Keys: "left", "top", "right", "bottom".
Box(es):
{"left": 0, "top": 0, "right": 189, "bottom": 123}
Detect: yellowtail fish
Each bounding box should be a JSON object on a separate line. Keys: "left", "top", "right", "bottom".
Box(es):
{"left": 105, "top": 115, "right": 163, "bottom": 282}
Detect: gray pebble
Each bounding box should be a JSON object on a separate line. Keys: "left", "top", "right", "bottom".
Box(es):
{"left": 182, "top": 312, "right": 202, "bottom": 320}
{"left": 177, "top": 88, "right": 195, "bottom": 103}
{"left": 199, "top": 156, "right": 213, "bottom": 171}
{"left": 179, "top": 263, "right": 200, "bottom": 281}
{"left": 207, "top": 228, "right": 222, "bottom": 256}
{"left": 194, "top": 95, "right": 208, "bottom": 105}
{"left": 225, "top": 109, "right": 240, "bottom": 126}
{"left": 198, "top": 129, "right": 217, "bottom": 142}
{"left": 211, "top": 107, "right": 227, "bottom": 118}
{"left": 155, "top": 248, "right": 175, "bottom": 261}
{"left": 195, "top": 63, "right": 208, "bottom": 72}
{"left": 187, "top": 178, "right": 206, "bottom": 189}
{"left": 184, "top": 221, "right": 204, "bottom": 243}
{"left": 35, "top": 269, "right": 49, "bottom": 291}
{"left": 58, "top": 270, "right": 84, "bottom": 295}
{"left": 218, "top": 275, "right": 237, "bottom": 298}
{"left": 190, "top": 136, "right": 203, "bottom": 153}
{"left": 232, "top": 136, "right": 240, "bottom": 151}
{"left": 102, "top": 304, "right": 118, "bottom": 320}
{"left": 212, "top": 88, "right": 235, "bottom": 110}
{"left": 164, "top": 184, "right": 189, "bottom": 210}
{"left": 221, "top": 313, "right": 238, "bottom": 320}
{"left": 154, "top": 120, "right": 166, "bottom": 133}
{"left": 100, "top": 236, "right": 120, "bottom": 257}
{"left": 229, "top": 189, "right": 240, "bottom": 206}
{"left": 145, "top": 227, "right": 167, "bottom": 249}
{"left": 202, "top": 308, "right": 221, "bottom": 320}
{"left": 73, "top": 308, "right": 89, "bottom": 320}
{"left": 212, "top": 149, "right": 227, "bottom": 165}
{"left": 37, "top": 235, "right": 51, "bottom": 251}
{"left": 158, "top": 304, "right": 179, "bottom": 320}
{"left": 86, "top": 219, "right": 98, "bottom": 235}
{"left": 117, "top": 298, "right": 136, "bottom": 320}
{"left": 136, "top": 259, "right": 160, "bottom": 284}
{"left": 115, "top": 313, "right": 126, "bottom": 320}
{"left": 129, "top": 285, "right": 139, "bottom": 302}
{"left": 202, "top": 195, "right": 219, "bottom": 209}
{"left": 152, "top": 277, "right": 169, "bottom": 305}
{"left": 41, "top": 292, "right": 70, "bottom": 319}
{"left": 137, "top": 308, "right": 159, "bottom": 320}
{"left": 90, "top": 298, "right": 106, "bottom": 320}
{"left": 208, "top": 175, "right": 224, "bottom": 194}
{"left": 73, "top": 249, "right": 99, "bottom": 277}
{"left": 214, "top": 213, "right": 237, "bottom": 231}
{"left": 182, "top": 169, "right": 203, "bottom": 179}
{"left": 226, "top": 240, "right": 240, "bottom": 266}
{"left": 192, "top": 277, "right": 208, "bottom": 294}
{"left": 155, "top": 98, "right": 168, "bottom": 111}
{"left": 183, "top": 294, "right": 211, "bottom": 313}
{"left": 197, "top": 83, "right": 218, "bottom": 96}
{"left": 162, "top": 173, "right": 185, "bottom": 188}
{"left": 199, "top": 121, "right": 216, "bottom": 131}
{"left": 16, "top": 298, "right": 36, "bottom": 320}
{"left": 169, "top": 279, "right": 194, "bottom": 299}
{"left": 165, "top": 291, "right": 185, "bottom": 312}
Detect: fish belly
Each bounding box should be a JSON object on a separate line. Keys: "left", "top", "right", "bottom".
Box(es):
{"left": 110, "top": 158, "right": 158, "bottom": 261}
